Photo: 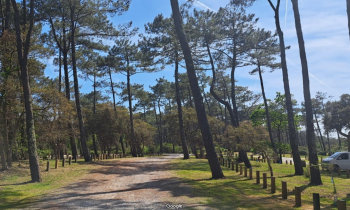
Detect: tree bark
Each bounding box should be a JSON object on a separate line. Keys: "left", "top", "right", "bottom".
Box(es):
{"left": 257, "top": 63, "right": 277, "bottom": 154}
{"left": 70, "top": 4, "right": 90, "bottom": 161}
{"left": 171, "top": 0, "right": 223, "bottom": 179}
{"left": 175, "top": 50, "right": 189, "bottom": 159}
{"left": 268, "top": 0, "right": 303, "bottom": 176}
{"left": 0, "top": 129, "right": 7, "bottom": 170}
{"left": 338, "top": 130, "right": 350, "bottom": 152}
{"left": 291, "top": 0, "right": 321, "bottom": 184}
{"left": 347, "top": 0, "right": 350, "bottom": 43}
{"left": 11, "top": 0, "right": 41, "bottom": 182}
{"left": 126, "top": 67, "right": 137, "bottom": 157}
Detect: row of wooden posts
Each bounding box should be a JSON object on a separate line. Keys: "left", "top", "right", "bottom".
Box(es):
{"left": 219, "top": 156, "right": 348, "bottom": 210}
{"left": 45, "top": 153, "right": 122, "bottom": 171}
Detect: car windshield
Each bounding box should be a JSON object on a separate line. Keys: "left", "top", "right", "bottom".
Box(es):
{"left": 329, "top": 152, "right": 341, "bottom": 158}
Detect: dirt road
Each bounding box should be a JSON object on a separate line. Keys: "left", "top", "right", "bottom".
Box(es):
{"left": 29, "top": 154, "right": 212, "bottom": 210}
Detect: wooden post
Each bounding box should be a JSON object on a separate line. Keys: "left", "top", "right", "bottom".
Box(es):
{"left": 285, "top": 160, "right": 288, "bottom": 164}
{"left": 337, "top": 200, "right": 346, "bottom": 210}
{"left": 55, "top": 159, "right": 59, "bottom": 169}
{"left": 69, "top": 156, "right": 72, "bottom": 165}
{"left": 295, "top": 186, "right": 301, "bottom": 207}
{"left": 46, "top": 161, "right": 50, "bottom": 171}
{"left": 313, "top": 193, "right": 320, "bottom": 210}
{"left": 282, "top": 181, "right": 287, "bottom": 199}
{"left": 263, "top": 173, "right": 267, "bottom": 188}
{"left": 232, "top": 161, "right": 234, "bottom": 171}
{"left": 240, "top": 165, "right": 243, "bottom": 175}
{"left": 236, "top": 162, "right": 239, "bottom": 172}
{"left": 75, "top": 155, "right": 78, "bottom": 163}
{"left": 290, "top": 160, "right": 293, "bottom": 165}
{"left": 256, "top": 171, "right": 260, "bottom": 184}
{"left": 244, "top": 166, "right": 247, "bottom": 177}
{"left": 228, "top": 160, "right": 231, "bottom": 168}
{"left": 249, "top": 168, "right": 252, "bottom": 179}
{"left": 320, "top": 157, "right": 323, "bottom": 162}
{"left": 222, "top": 158, "right": 225, "bottom": 166}
{"left": 250, "top": 154, "right": 253, "bottom": 160}
{"left": 62, "top": 158, "right": 65, "bottom": 167}
{"left": 346, "top": 170, "right": 350, "bottom": 178}
{"left": 225, "top": 159, "right": 227, "bottom": 167}
{"left": 338, "top": 167, "right": 341, "bottom": 176}
{"left": 271, "top": 177, "right": 275, "bottom": 193}
{"left": 94, "top": 154, "right": 96, "bottom": 161}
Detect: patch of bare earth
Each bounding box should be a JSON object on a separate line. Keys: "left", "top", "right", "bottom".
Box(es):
{"left": 28, "top": 154, "right": 213, "bottom": 210}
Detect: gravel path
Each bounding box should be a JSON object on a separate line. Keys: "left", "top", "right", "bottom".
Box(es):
{"left": 29, "top": 154, "right": 212, "bottom": 210}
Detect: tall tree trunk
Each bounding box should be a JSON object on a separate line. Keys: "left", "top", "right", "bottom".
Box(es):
{"left": 257, "top": 63, "right": 277, "bottom": 154}
{"left": 11, "top": 0, "right": 41, "bottom": 182}
{"left": 170, "top": 0, "right": 223, "bottom": 179}
{"left": 313, "top": 111, "right": 325, "bottom": 151}
{"left": 92, "top": 75, "right": 99, "bottom": 156}
{"left": 268, "top": 0, "right": 303, "bottom": 175}
{"left": 337, "top": 130, "right": 342, "bottom": 149}
{"left": 291, "top": 0, "right": 322, "bottom": 185}
{"left": 157, "top": 100, "right": 163, "bottom": 153}
{"left": 0, "top": 129, "right": 7, "bottom": 170}
{"left": 347, "top": 0, "right": 350, "bottom": 43}
{"left": 120, "top": 134, "right": 125, "bottom": 156}
{"left": 60, "top": 21, "right": 78, "bottom": 159}
{"left": 70, "top": 5, "right": 90, "bottom": 161}
{"left": 175, "top": 50, "right": 189, "bottom": 159}
{"left": 126, "top": 67, "right": 137, "bottom": 157}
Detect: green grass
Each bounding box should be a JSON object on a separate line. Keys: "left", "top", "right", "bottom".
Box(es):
{"left": 171, "top": 157, "right": 350, "bottom": 210}
{"left": 0, "top": 159, "right": 102, "bottom": 209}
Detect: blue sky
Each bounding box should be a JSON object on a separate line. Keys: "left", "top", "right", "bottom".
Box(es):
{"left": 44, "top": 0, "right": 350, "bottom": 106}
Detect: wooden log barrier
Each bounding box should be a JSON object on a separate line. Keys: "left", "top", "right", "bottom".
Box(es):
{"left": 313, "top": 193, "right": 320, "bottom": 210}
{"left": 282, "top": 181, "right": 287, "bottom": 199}
{"left": 244, "top": 166, "right": 247, "bottom": 177}
{"left": 271, "top": 177, "right": 275, "bottom": 193}
{"left": 236, "top": 162, "right": 239, "bottom": 172}
{"left": 256, "top": 171, "right": 260, "bottom": 184}
{"left": 232, "top": 161, "right": 234, "bottom": 171}
{"left": 249, "top": 168, "right": 252, "bottom": 179}
{"left": 240, "top": 165, "right": 243, "bottom": 175}
{"left": 262, "top": 173, "right": 267, "bottom": 188}
{"left": 228, "top": 160, "right": 231, "bottom": 168}
{"left": 290, "top": 160, "right": 293, "bottom": 165}
{"left": 62, "top": 158, "right": 65, "bottom": 167}
{"left": 295, "top": 186, "right": 301, "bottom": 207}
{"left": 285, "top": 160, "right": 288, "bottom": 164}
{"left": 46, "top": 161, "right": 50, "bottom": 171}
{"left": 69, "top": 156, "right": 72, "bottom": 165}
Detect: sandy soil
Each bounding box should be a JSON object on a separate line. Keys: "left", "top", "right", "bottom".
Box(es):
{"left": 27, "top": 154, "right": 213, "bottom": 210}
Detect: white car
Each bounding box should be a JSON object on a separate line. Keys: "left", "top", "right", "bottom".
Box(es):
{"left": 322, "top": 152, "right": 350, "bottom": 171}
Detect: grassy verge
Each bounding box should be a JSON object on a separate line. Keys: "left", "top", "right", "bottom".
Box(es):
{"left": 171, "top": 157, "right": 350, "bottom": 210}
{"left": 0, "top": 159, "right": 109, "bottom": 209}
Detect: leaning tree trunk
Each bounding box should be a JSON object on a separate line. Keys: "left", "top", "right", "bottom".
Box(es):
{"left": 268, "top": 0, "right": 303, "bottom": 175}
{"left": 171, "top": 0, "right": 223, "bottom": 179}
{"left": 11, "top": 0, "right": 41, "bottom": 182}
{"left": 175, "top": 49, "right": 189, "bottom": 159}
{"left": 257, "top": 63, "right": 278, "bottom": 154}
{"left": 70, "top": 5, "right": 90, "bottom": 161}
{"left": 291, "top": 0, "right": 322, "bottom": 185}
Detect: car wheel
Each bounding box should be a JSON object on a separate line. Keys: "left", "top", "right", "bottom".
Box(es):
{"left": 333, "top": 165, "right": 339, "bottom": 172}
